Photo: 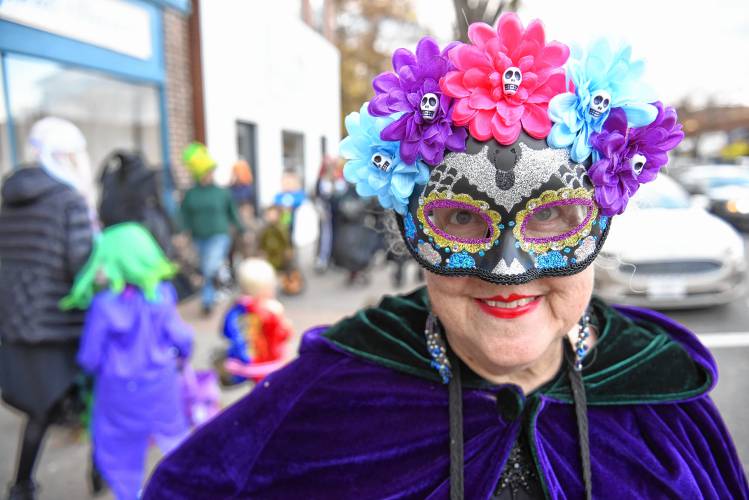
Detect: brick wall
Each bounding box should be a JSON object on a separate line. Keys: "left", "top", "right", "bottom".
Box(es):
{"left": 163, "top": 8, "right": 194, "bottom": 191}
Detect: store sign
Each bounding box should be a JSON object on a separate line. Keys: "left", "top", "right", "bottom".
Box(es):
{"left": 0, "top": 0, "right": 153, "bottom": 60}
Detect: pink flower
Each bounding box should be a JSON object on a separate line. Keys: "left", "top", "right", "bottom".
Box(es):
{"left": 440, "top": 13, "right": 569, "bottom": 145}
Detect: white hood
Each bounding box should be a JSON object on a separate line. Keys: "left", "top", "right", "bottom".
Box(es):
{"left": 27, "top": 116, "right": 96, "bottom": 209}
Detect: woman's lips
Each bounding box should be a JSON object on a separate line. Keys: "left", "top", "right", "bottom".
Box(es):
{"left": 474, "top": 294, "right": 541, "bottom": 319}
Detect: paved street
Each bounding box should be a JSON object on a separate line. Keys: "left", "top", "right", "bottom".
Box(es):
{"left": 1, "top": 243, "right": 747, "bottom": 498}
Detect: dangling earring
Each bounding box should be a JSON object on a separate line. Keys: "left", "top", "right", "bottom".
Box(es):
{"left": 425, "top": 312, "right": 452, "bottom": 384}
{"left": 574, "top": 309, "right": 591, "bottom": 371}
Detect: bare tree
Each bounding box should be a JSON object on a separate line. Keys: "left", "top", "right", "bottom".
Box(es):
{"left": 333, "top": 0, "right": 421, "bottom": 135}
{"left": 452, "top": 0, "right": 520, "bottom": 42}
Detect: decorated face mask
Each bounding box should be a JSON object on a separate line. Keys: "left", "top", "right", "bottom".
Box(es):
{"left": 398, "top": 133, "right": 608, "bottom": 284}
{"left": 340, "top": 14, "right": 684, "bottom": 286}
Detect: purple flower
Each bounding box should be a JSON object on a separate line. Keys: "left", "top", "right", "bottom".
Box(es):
{"left": 588, "top": 103, "right": 684, "bottom": 215}
{"left": 368, "top": 36, "right": 467, "bottom": 166}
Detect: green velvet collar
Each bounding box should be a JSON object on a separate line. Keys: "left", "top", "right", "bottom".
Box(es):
{"left": 322, "top": 287, "right": 712, "bottom": 405}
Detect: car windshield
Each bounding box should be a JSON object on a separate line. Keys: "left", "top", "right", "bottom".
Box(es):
{"left": 631, "top": 175, "right": 691, "bottom": 209}
{"left": 683, "top": 166, "right": 749, "bottom": 188}
{"left": 708, "top": 176, "right": 749, "bottom": 188}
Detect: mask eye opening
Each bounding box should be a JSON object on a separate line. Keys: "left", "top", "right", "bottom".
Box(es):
{"left": 424, "top": 200, "right": 495, "bottom": 244}
{"left": 416, "top": 191, "right": 503, "bottom": 255}
{"left": 519, "top": 198, "right": 594, "bottom": 244}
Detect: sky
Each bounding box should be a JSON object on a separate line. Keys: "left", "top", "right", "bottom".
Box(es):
{"left": 414, "top": 0, "right": 749, "bottom": 107}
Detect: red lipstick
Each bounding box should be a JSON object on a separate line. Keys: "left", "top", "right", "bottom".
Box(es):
{"left": 474, "top": 294, "right": 541, "bottom": 319}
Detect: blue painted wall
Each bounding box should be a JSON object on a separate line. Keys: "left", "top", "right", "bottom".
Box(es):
{"left": 0, "top": 0, "right": 181, "bottom": 170}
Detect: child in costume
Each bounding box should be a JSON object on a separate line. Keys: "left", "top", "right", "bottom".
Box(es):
{"left": 272, "top": 169, "right": 306, "bottom": 236}
{"left": 258, "top": 205, "right": 304, "bottom": 294}
{"left": 61, "top": 223, "right": 194, "bottom": 500}
{"left": 221, "top": 258, "right": 292, "bottom": 383}
{"left": 258, "top": 205, "right": 291, "bottom": 272}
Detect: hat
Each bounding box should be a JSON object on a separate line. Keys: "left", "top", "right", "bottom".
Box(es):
{"left": 183, "top": 142, "right": 217, "bottom": 180}
{"left": 340, "top": 13, "right": 684, "bottom": 285}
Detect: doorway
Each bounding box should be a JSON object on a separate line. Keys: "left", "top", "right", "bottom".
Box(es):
{"left": 236, "top": 120, "right": 259, "bottom": 211}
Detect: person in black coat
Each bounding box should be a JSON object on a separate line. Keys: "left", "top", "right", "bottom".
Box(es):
{"left": 0, "top": 117, "right": 94, "bottom": 500}
{"left": 332, "top": 185, "right": 384, "bottom": 286}
{"left": 98, "top": 150, "right": 173, "bottom": 255}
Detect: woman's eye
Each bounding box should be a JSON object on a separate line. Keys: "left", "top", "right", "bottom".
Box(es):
{"left": 450, "top": 210, "right": 474, "bottom": 225}
{"left": 533, "top": 208, "right": 555, "bottom": 222}
{"left": 521, "top": 203, "right": 590, "bottom": 240}
{"left": 427, "top": 205, "right": 492, "bottom": 241}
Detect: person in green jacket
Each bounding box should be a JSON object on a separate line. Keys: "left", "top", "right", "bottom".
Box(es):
{"left": 180, "top": 142, "right": 244, "bottom": 314}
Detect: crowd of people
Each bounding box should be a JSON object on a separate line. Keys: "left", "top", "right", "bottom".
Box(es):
{"left": 0, "top": 115, "right": 412, "bottom": 500}
{"left": 0, "top": 118, "right": 210, "bottom": 500}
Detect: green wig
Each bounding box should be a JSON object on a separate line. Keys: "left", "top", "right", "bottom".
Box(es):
{"left": 61, "top": 222, "right": 178, "bottom": 310}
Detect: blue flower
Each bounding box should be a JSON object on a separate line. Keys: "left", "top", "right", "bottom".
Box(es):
{"left": 340, "top": 103, "right": 430, "bottom": 214}
{"left": 548, "top": 40, "right": 658, "bottom": 163}
{"left": 447, "top": 251, "right": 476, "bottom": 269}
{"left": 535, "top": 251, "right": 568, "bottom": 269}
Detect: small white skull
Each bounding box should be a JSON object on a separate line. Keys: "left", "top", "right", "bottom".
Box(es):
{"left": 588, "top": 90, "right": 611, "bottom": 118}
{"left": 371, "top": 152, "right": 393, "bottom": 172}
{"left": 630, "top": 154, "right": 646, "bottom": 176}
{"left": 420, "top": 93, "right": 439, "bottom": 121}
{"left": 502, "top": 67, "right": 522, "bottom": 95}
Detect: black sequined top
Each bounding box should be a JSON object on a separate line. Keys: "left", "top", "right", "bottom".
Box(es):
{"left": 492, "top": 432, "right": 543, "bottom": 500}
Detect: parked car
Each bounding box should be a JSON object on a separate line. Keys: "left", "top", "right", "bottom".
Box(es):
{"left": 707, "top": 185, "right": 749, "bottom": 233}
{"left": 672, "top": 164, "right": 749, "bottom": 194}
{"left": 594, "top": 174, "right": 747, "bottom": 309}
{"left": 671, "top": 164, "right": 749, "bottom": 232}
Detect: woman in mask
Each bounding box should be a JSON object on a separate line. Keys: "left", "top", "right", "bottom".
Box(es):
{"left": 144, "top": 15, "right": 747, "bottom": 499}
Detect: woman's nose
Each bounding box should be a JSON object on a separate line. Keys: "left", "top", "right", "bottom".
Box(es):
{"left": 490, "top": 234, "right": 534, "bottom": 275}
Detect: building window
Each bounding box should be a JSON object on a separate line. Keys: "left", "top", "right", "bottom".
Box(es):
{"left": 5, "top": 53, "right": 163, "bottom": 178}
{"left": 236, "top": 120, "right": 258, "bottom": 210}
{"left": 282, "top": 130, "right": 305, "bottom": 186}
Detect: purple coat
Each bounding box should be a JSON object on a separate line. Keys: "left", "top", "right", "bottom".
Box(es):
{"left": 79, "top": 283, "right": 193, "bottom": 442}
{"left": 144, "top": 290, "right": 747, "bottom": 499}
{"left": 79, "top": 283, "right": 193, "bottom": 380}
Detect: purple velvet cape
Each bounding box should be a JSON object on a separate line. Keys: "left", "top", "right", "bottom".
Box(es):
{"left": 143, "top": 289, "right": 748, "bottom": 499}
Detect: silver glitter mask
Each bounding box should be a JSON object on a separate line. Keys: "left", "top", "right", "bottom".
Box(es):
{"left": 398, "top": 132, "right": 611, "bottom": 284}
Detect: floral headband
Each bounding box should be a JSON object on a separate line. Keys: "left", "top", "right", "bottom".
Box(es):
{"left": 340, "top": 13, "right": 684, "bottom": 218}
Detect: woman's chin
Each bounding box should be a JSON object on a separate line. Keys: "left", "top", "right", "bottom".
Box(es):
{"left": 485, "top": 336, "right": 553, "bottom": 370}
{"left": 468, "top": 299, "right": 560, "bottom": 370}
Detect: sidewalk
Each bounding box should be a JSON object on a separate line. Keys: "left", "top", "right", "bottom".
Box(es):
{"left": 0, "top": 255, "right": 419, "bottom": 499}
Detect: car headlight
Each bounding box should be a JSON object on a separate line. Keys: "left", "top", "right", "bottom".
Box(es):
{"left": 725, "top": 238, "right": 746, "bottom": 264}
{"left": 726, "top": 199, "right": 749, "bottom": 214}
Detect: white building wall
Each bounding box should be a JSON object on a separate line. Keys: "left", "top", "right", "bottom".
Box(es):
{"left": 200, "top": 0, "right": 340, "bottom": 206}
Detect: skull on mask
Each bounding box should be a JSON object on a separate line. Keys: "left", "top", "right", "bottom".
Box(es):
{"left": 630, "top": 154, "right": 646, "bottom": 176}
{"left": 420, "top": 93, "right": 439, "bottom": 121}
{"left": 502, "top": 67, "right": 522, "bottom": 96}
{"left": 588, "top": 90, "right": 611, "bottom": 119}
{"left": 371, "top": 152, "right": 393, "bottom": 172}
